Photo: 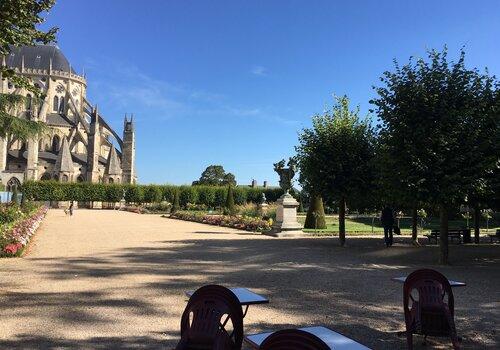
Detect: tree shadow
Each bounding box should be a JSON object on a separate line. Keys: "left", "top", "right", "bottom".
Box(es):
{"left": 2, "top": 235, "right": 499, "bottom": 349}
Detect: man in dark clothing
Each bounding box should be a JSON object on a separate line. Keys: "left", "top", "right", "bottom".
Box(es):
{"left": 381, "top": 206, "right": 395, "bottom": 247}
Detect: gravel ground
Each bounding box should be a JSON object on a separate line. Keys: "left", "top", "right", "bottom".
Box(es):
{"left": 0, "top": 209, "right": 498, "bottom": 349}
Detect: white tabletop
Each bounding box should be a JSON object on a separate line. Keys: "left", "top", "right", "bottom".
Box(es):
{"left": 391, "top": 276, "right": 466, "bottom": 287}
{"left": 185, "top": 287, "right": 269, "bottom": 305}
{"left": 245, "top": 326, "right": 372, "bottom": 350}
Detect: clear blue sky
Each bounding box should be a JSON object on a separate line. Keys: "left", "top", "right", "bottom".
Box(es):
{"left": 43, "top": 0, "right": 500, "bottom": 185}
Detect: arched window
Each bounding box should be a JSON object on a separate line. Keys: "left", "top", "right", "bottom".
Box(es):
{"left": 25, "top": 94, "right": 32, "bottom": 110}
{"left": 40, "top": 173, "right": 51, "bottom": 181}
{"left": 52, "top": 135, "right": 60, "bottom": 152}
{"left": 6, "top": 177, "right": 21, "bottom": 192}
{"left": 61, "top": 174, "right": 69, "bottom": 182}
{"left": 53, "top": 174, "right": 59, "bottom": 181}
{"left": 77, "top": 175, "right": 85, "bottom": 182}
{"left": 53, "top": 96, "right": 59, "bottom": 112}
{"left": 58, "top": 98, "right": 65, "bottom": 113}
{"left": 108, "top": 177, "right": 114, "bottom": 184}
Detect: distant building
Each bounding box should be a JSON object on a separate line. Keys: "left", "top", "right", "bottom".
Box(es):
{"left": 0, "top": 44, "right": 136, "bottom": 190}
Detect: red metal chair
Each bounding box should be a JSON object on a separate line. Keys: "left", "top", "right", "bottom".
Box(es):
{"left": 176, "top": 285, "right": 244, "bottom": 350}
{"left": 403, "top": 269, "right": 460, "bottom": 349}
{"left": 259, "top": 329, "right": 330, "bottom": 350}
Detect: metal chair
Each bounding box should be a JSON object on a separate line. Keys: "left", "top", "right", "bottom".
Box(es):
{"left": 403, "top": 269, "right": 460, "bottom": 349}
{"left": 259, "top": 329, "right": 330, "bottom": 350}
{"left": 176, "top": 285, "right": 244, "bottom": 350}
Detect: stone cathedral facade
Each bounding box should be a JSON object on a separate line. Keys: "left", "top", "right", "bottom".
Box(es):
{"left": 0, "top": 45, "right": 136, "bottom": 191}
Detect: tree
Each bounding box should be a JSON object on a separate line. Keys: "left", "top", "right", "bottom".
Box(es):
{"left": 0, "top": 0, "right": 58, "bottom": 139}
{"left": 224, "top": 185, "right": 236, "bottom": 215}
{"left": 296, "top": 96, "right": 376, "bottom": 246}
{"left": 193, "top": 165, "right": 236, "bottom": 186}
{"left": 371, "top": 48, "right": 499, "bottom": 264}
{"left": 171, "top": 189, "right": 180, "bottom": 213}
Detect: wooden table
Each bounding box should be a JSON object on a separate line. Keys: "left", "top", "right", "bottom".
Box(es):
{"left": 185, "top": 287, "right": 269, "bottom": 317}
{"left": 391, "top": 276, "right": 466, "bottom": 287}
{"left": 245, "top": 326, "right": 372, "bottom": 350}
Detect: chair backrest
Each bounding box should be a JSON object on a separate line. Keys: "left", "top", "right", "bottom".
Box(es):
{"left": 259, "top": 329, "right": 330, "bottom": 350}
{"left": 178, "top": 285, "right": 243, "bottom": 350}
{"left": 403, "top": 269, "right": 455, "bottom": 335}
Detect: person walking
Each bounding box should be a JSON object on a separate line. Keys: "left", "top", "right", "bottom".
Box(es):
{"left": 381, "top": 206, "right": 395, "bottom": 247}
{"left": 69, "top": 201, "right": 74, "bottom": 217}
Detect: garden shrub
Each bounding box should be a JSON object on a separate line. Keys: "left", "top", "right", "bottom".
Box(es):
{"left": 144, "top": 185, "right": 163, "bottom": 203}
{"left": 197, "top": 186, "right": 216, "bottom": 207}
{"left": 214, "top": 187, "right": 227, "bottom": 208}
{"left": 171, "top": 189, "right": 180, "bottom": 213}
{"left": 233, "top": 187, "right": 247, "bottom": 205}
{"left": 125, "top": 185, "right": 144, "bottom": 204}
{"left": 224, "top": 186, "right": 236, "bottom": 215}
{"left": 106, "top": 184, "right": 124, "bottom": 203}
{"left": 304, "top": 195, "right": 327, "bottom": 229}
{"left": 162, "top": 185, "right": 177, "bottom": 203}
{"left": 179, "top": 186, "right": 198, "bottom": 208}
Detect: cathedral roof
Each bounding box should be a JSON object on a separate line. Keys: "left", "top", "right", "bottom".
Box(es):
{"left": 54, "top": 137, "right": 74, "bottom": 172}
{"left": 46, "top": 113, "right": 74, "bottom": 127}
{"left": 105, "top": 147, "right": 122, "bottom": 175}
{"left": 6, "top": 45, "right": 77, "bottom": 74}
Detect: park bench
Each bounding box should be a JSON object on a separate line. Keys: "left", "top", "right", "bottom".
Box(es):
{"left": 425, "top": 229, "right": 470, "bottom": 244}
{"left": 489, "top": 229, "right": 500, "bottom": 243}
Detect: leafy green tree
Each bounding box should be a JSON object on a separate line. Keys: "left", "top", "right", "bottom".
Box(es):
{"left": 371, "top": 48, "right": 499, "bottom": 264}
{"left": 193, "top": 165, "right": 236, "bottom": 186}
{"left": 144, "top": 185, "right": 163, "bottom": 203}
{"left": 0, "top": 0, "right": 58, "bottom": 139}
{"left": 296, "top": 96, "right": 376, "bottom": 246}
{"left": 224, "top": 186, "right": 236, "bottom": 215}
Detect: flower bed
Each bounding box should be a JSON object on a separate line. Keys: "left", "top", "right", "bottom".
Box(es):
{"left": 0, "top": 205, "right": 48, "bottom": 257}
{"left": 169, "top": 211, "right": 272, "bottom": 232}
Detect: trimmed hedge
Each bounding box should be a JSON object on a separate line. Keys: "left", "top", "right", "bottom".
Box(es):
{"left": 21, "top": 181, "right": 284, "bottom": 207}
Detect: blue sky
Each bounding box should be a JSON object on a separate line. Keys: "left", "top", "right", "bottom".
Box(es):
{"left": 43, "top": 0, "right": 500, "bottom": 185}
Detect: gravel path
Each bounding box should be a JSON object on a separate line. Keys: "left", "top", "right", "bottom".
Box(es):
{"left": 0, "top": 209, "right": 498, "bottom": 349}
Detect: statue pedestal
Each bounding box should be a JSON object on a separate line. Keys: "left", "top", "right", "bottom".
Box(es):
{"left": 270, "top": 192, "right": 303, "bottom": 237}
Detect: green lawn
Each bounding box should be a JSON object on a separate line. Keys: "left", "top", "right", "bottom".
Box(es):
{"left": 297, "top": 215, "right": 499, "bottom": 235}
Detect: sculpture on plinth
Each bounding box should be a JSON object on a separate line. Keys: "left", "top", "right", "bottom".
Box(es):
{"left": 270, "top": 157, "right": 303, "bottom": 236}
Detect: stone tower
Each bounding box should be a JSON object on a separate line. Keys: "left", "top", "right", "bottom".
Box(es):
{"left": 87, "top": 106, "right": 100, "bottom": 182}
{"left": 121, "top": 114, "right": 136, "bottom": 184}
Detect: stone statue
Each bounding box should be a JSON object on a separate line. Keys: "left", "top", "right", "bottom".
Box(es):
{"left": 273, "top": 158, "right": 297, "bottom": 194}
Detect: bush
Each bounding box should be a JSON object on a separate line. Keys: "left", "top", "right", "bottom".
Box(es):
{"left": 179, "top": 186, "right": 198, "bottom": 208}
{"left": 224, "top": 186, "right": 236, "bottom": 215}
{"left": 125, "top": 185, "right": 144, "bottom": 204}
{"left": 304, "top": 195, "right": 327, "bottom": 229}
{"left": 198, "top": 186, "right": 216, "bottom": 207}
{"left": 214, "top": 187, "right": 227, "bottom": 208}
{"left": 106, "top": 184, "right": 124, "bottom": 203}
{"left": 162, "top": 185, "right": 177, "bottom": 203}
{"left": 144, "top": 185, "right": 163, "bottom": 203}
{"left": 171, "top": 189, "right": 180, "bottom": 213}
{"left": 233, "top": 187, "right": 247, "bottom": 205}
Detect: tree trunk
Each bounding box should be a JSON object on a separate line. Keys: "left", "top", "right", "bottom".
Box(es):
{"left": 474, "top": 203, "right": 480, "bottom": 244}
{"left": 439, "top": 204, "right": 449, "bottom": 265}
{"left": 411, "top": 205, "right": 418, "bottom": 243}
{"left": 339, "top": 197, "right": 346, "bottom": 246}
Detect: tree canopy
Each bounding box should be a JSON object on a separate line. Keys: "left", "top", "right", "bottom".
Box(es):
{"left": 371, "top": 48, "right": 499, "bottom": 263}
{"left": 0, "top": 0, "right": 57, "bottom": 140}
{"left": 296, "top": 95, "right": 376, "bottom": 245}
{"left": 193, "top": 165, "right": 236, "bottom": 186}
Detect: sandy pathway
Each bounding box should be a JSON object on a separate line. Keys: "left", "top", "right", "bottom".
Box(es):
{"left": 0, "top": 209, "right": 498, "bottom": 349}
